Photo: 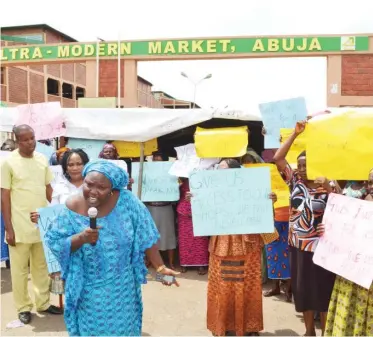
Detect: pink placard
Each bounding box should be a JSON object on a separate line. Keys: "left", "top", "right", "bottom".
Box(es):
{"left": 313, "top": 193, "right": 373, "bottom": 289}
{"left": 15, "top": 102, "right": 66, "bottom": 140}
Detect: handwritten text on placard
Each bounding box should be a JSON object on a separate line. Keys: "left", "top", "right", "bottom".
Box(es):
{"left": 189, "top": 167, "right": 274, "bottom": 236}
{"left": 313, "top": 193, "right": 373, "bottom": 289}
{"left": 259, "top": 97, "right": 307, "bottom": 149}
{"left": 38, "top": 205, "right": 64, "bottom": 274}
{"left": 15, "top": 102, "right": 65, "bottom": 140}
{"left": 132, "top": 162, "right": 180, "bottom": 202}
{"left": 244, "top": 163, "right": 290, "bottom": 208}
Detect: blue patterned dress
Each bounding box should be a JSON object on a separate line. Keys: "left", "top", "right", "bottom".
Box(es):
{"left": 45, "top": 189, "right": 160, "bottom": 336}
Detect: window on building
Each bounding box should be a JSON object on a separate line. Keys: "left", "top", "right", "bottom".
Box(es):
{"left": 62, "top": 83, "right": 73, "bottom": 99}
{"left": 75, "top": 86, "right": 85, "bottom": 99}
{"left": 0, "top": 67, "right": 5, "bottom": 85}
{"left": 47, "top": 78, "right": 60, "bottom": 96}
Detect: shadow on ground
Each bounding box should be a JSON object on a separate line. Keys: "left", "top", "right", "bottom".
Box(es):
{"left": 261, "top": 329, "right": 300, "bottom": 336}
{"left": 28, "top": 313, "right": 66, "bottom": 334}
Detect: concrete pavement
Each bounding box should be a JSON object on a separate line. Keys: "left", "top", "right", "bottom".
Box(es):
{"left": 1, "top": 264, "right": 320, "bottom": 336}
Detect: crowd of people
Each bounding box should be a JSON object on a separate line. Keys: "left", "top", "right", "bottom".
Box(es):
{"left": 1, "top": 119, "right": 372, "bottom": 337}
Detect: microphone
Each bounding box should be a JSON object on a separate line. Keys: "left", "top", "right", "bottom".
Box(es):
{"left": 88, "top": 207, "right": 98, "bottom": 229}
{"left": 88, "top": 207, "right": 98, "bottom": 246}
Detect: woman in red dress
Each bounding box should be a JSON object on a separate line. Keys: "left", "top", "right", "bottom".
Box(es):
{"left": 177, "top": 178, "right": 209, "bottom": 275}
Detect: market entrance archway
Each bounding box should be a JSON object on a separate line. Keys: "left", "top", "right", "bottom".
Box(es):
{"left": 1, "top": 34, "right": 373, "bottom": 107}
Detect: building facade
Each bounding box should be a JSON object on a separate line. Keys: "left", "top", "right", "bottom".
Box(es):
{"left": 152, "top": 91, "right": 200, "bottom": 109}
{"left": 1, "top": 25, "right": 85, "bottom": 107}
{"left": 0, "top": 24, "right": 162, "bottom": 108}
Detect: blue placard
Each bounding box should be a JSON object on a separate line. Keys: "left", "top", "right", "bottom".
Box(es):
{"left": 37, "top": 204, "right": 64, "bottom": 274}
{"left": 35, "top": 142, "right": 55, "bottom": 161}
{"left": 189, "top": 167, "right": 274, "bottom": 236}
{"left": 132, "top": 162, "right": 180, "bottom": 202}
{"left": 259, "top": 97, "right": 307, "bottom": 149}
{"left": 68, "top": 138, "right": 106, "bottom": 160}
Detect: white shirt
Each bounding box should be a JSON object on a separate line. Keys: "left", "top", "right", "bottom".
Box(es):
{"left": 51, "top": 177, "right": 83, "bottom": 205}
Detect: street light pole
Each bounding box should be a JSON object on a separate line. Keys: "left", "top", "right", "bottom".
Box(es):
{"left": 192, "top": 83, "right": 197, "bottom": 109}
{"left": 96, "top": 37, "right": 105, "bottom": 97}
{"left": 181, "top": 72, "right": 212, "bottom": 108}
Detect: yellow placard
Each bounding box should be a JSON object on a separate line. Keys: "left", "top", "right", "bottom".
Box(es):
{"left": 244, "top": 163, "right": 290, "bottom": 208}
{"left": 194, "top": 126, "right": 249, "bottom": 158}
{"left": 307, "top": 111, "right": 373, "bottom": 180}
{"left": 112, "top": 138, "right": 158, "bottom": 158}
{"left": 280, "top": 128, "right": 307, "bottom": 165}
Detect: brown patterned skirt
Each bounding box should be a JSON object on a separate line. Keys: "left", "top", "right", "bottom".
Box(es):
{"left": 207, "top": 251, "right": 263, "bottom": 336}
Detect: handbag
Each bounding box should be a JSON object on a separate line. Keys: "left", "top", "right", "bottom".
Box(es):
{"left": 50, "top": 275, "right": 65, "bottom": 295}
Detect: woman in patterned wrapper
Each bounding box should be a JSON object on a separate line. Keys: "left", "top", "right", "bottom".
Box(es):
{"left": 189, "top": 158, "right": 277, "bottom": 336}
{"left": 273, "top": 120, "right": 336, "bottom": 336}
{"left": 323, "top": 171, "right": 373, "bottom": 337}
{"left": 45, "top": 160, "right": 179, "bottom": 336}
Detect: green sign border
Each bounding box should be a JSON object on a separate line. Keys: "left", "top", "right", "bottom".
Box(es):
{"left": 0, "top": 36, "right": 370, "bottom": 63}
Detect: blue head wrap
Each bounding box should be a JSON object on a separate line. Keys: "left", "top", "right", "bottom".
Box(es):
{"left": 82, "top": 159, "right": 129, "bottom": 190}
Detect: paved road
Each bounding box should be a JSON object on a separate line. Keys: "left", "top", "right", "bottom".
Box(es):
{"left": 1, "top": 264, "right": 321, "bottom": 336}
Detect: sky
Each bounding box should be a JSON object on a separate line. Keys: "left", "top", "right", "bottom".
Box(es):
{"left": 1, "top": 0, "right": 373, "bottom": 112}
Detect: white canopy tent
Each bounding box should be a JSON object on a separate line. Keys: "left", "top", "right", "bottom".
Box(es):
{"left": 0, "top": 107, "right": 262, "bottom": 142}
{"left": 1, "top": 106, "right": 371, "bottom": 142}
{"left": 1, "top": 105, "right": 371, "bottom": 198}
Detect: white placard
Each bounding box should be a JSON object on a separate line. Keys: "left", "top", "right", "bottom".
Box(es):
{"left": 313, "top": 193, "right": 373, "bottom": 289}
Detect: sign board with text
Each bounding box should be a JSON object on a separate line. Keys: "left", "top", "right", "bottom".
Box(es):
{"left": 15, "top": 102, "right": 65, "bottom": 140}
{"left": 190, "top": 167, "right": 274, "bottom": 236}
{"left": 313, "top": 193, "right": 373, "bottom": 289}
{"left": 1, "top": 36, "right": 369, "bottom": 64}
{"left": 259, "top": 97, "right": 307, "bottom": 149}
{"left": 37, "top": 205, "right": 65, "bottom": 274}
{"left": 244, "top": 163, "right": 290, "bottom": 209}
{"left": 132, "top": 162, "right": 180, "bottom": 202}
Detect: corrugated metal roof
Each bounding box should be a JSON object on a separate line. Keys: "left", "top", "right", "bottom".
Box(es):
{"left": 1, "top": 24, "right": 77, "bottom": 42}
